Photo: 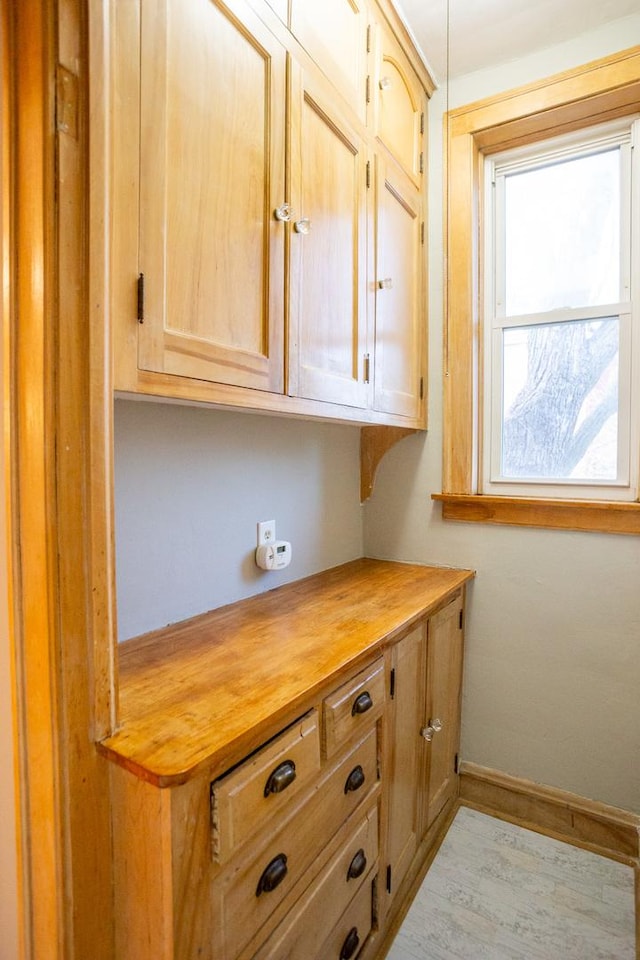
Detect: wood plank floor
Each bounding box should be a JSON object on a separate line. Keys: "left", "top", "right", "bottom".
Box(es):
{"left": 387, "top": 806, "right": 636, "bottom": 960}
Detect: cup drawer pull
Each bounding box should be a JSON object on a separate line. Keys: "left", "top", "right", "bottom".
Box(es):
{"left": 344, "top": 764, "right": 365, "bottom": 795}
{"left": 263, "top": 759, "right": 296, "bottom": 797}
{"left": 340, "top": 926, "right": 360, "bottom": 959}
{"left": 351, "top": 691, "right": 373, "bottom": 716}
{"left": 347, "top": 848, "right": 367, "bottom": 881}
{"left": 256, "top": 854, "right": 288, "bottom": 897}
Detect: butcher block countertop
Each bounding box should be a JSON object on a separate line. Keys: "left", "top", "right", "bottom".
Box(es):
{"left": 99, "top": 559, "right": 474, "bottom": 787}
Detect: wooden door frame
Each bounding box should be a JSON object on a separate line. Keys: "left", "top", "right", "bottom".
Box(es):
{"left": 1, "top": 0, "right": 21, "bottom": 954}
{"left": 5, "top": 0, "right": 115, "bottom": 955}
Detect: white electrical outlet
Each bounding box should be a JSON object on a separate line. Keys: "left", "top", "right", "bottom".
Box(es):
{"left": 257, "top": 520, "right": 276, "bottom": 546}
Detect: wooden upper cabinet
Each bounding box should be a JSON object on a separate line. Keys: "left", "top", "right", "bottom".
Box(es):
{"left": 373, "top": 154, "right": 425, "bottom": 420}
{"left": 263, "top": 0, "right": 287, "bottom": 22}
{"left": 288, "top": 68, "right": 370, "bottom": 409}
{"left": 137, "top": 0, "right": 286, "bottom": 392}
{"left": 374, "top": 21, "right": 424, "bottom": 186}
{"left": 107, "top": 0, "right": 431, "bottom": 425}
{"left": 289, "top": 0, "right": 368, "bottom": 122}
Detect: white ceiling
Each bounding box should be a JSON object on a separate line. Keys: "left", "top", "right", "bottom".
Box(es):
{"left": 396, "top": 0, "right": 639, "bottom": 82}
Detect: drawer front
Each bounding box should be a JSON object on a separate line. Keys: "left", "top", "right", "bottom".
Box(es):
{"left": 212, "top": 710, "right": 321, "bottom": 862}
{"left": 319, "top": 874, "right": 374, "bottom": 960}
{"left": 323, "top": 658, "right": 385, "bottom": 758}
{"left": 254, "top": 805, "right": 378, "bottom": 959}
{"left": 219, "top": 729, "right": 379, "bottom": 958}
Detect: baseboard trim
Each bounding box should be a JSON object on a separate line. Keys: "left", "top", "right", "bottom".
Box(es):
{"left": 459, "top": 761, "right": 640, "bottom": 864}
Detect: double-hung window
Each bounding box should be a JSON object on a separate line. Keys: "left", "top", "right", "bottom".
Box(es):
{"left": 437, "top": 49, "right": 640, "bottom": 532}
{"left": 482, "top": 118, "right": 639, "bottom": 501}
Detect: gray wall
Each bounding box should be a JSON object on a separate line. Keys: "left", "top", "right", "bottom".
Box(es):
{"left": 114, "top": 399, "right": 364, "bottom": 639}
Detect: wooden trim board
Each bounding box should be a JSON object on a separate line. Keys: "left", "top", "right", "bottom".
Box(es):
{"left": 459, "top": 761, "right": 640, "bottom": 864}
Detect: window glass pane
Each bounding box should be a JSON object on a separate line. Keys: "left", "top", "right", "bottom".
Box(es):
{"left": 501, "top": 318, "right": 619, "bottom": 480}
{"left": 504, "top": 149, "right": 620, "bottom": 316}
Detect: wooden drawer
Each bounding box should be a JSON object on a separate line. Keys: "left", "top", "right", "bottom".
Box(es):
{"left": 217, "top": 729, "right": 379, "bottom": 959}
{"left": 319, "top": 873, "right": 374, "bottom": 960}
{"left": 211, "top": 710, "right": 320, "bottom": 862}
{"left": 254, "top": 805, "right": 378, "bottom": 959}
{"left": 323, "top": 658, "right": 385, "bottom": 758}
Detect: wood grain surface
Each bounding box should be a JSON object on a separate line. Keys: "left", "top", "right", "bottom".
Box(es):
{"left": 100, "top": 559, "right": 473, "bottom": 786}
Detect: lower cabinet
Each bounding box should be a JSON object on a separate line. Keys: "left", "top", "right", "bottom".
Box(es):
{"left": 423, "top": 593, "right": 465, "bottom": 832}
{"left": 107, "top": 587, "right": 466, "bottom": 960}
{"left": 384, "top": 624, "right": 424, "bottom": 903}
{"left": 383, "top": 593, "right": 464, "bottom": 914}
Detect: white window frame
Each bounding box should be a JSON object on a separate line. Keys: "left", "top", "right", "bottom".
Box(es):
{"left": 481, "top": 117, "right": 640, "bottom": 501}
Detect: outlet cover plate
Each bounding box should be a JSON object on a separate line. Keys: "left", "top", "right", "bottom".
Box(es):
{"left": 257, "top": 520, "right": 276, "bottom": 546}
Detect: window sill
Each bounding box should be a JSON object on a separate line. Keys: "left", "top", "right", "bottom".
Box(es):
{"left": 431, "top": 493, "right": 640, "bottom": 535}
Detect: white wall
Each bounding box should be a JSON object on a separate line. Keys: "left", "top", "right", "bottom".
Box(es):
{"left": 364, "top": 21, "right": 640, "bottom": 814}
{"left": 114, "top": 399, "right": 364, "bottom": 639}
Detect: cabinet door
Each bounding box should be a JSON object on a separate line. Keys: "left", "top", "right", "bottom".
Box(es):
{"left": 263, "top": 0, "right": 287, "bottom": 22}
{"left": 290, "top": 0, "right": 368, "bottom": 121}
{"left": 373, "top": 155, "right": 425, "bottom": 420}
{"left": 138, "top": 0, "right": 286, "bottom": 392}
{"left": 385, "top": 625, "right": 425, "bottom": 903}
{"left": 424, "top": 595, "right": 464, "bottom": 831}
{"left": 374, "top": 21, "right": 425, "bottom": 186}
{"left": 288, "top": 69, "right": 369, "bottom": 408}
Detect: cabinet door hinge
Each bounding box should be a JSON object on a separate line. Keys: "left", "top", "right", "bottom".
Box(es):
{"left": 454, "top": 753, "right": 460, "bottom": 774}
{"left": 137, "top": 273, "right": 145, "bottom": 323}
{"left": 389, "top": 667, "right": 396, "bottom": 699}
{"left": 366, "top": 24, "right": 371, "bottom": 53}
{"left": 366, "top": 160, "right": 371, "bottom": 189}
{"left": 363, "top": 353, "right": 371, "bottom": 384}
{"left": 386, "top": 864, "right": 392, "bottom": 894}
{"left": 419, "top": 151, "right": 424, "bottom": 174}
{"left": 56, "top": 64, "right": 79, "bottom": 139}
{"left": 421, "top": 221, "right": 425, "bottom": 245}
{"left": 459, "top": 609, "right": 463, "bottom": 630}
{"left": 420, "top": 111, "right": 425, "bottom": 135}
{"left": 366, "top": 75, "right": 371, "bottom": 103}
{"left": 419, "top": 376, "right": 424, "bottom": 401}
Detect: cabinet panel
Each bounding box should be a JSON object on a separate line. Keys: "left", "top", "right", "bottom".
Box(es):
{"left": 290, "top": 0, "right": 368, "bottom": 122}
{"left": 373, "top": 156, "right": 425, "bottom": 419}
{"left": 374, "top": 21, "right": 424, "bottom": 185}
{"left": 264, "top": 0, "right": 287, "bottom": 22}
{"left": 424, "top": 595, "right": 464, "bottom": 830}
{"left": 138, "top": 0, "right": 285, "bottom": 391}
{"left": 385, "top": 625, "right": 424, "bottom": 902}
{"left": 289, "top": 71, "right": 369, "bottom": 408}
